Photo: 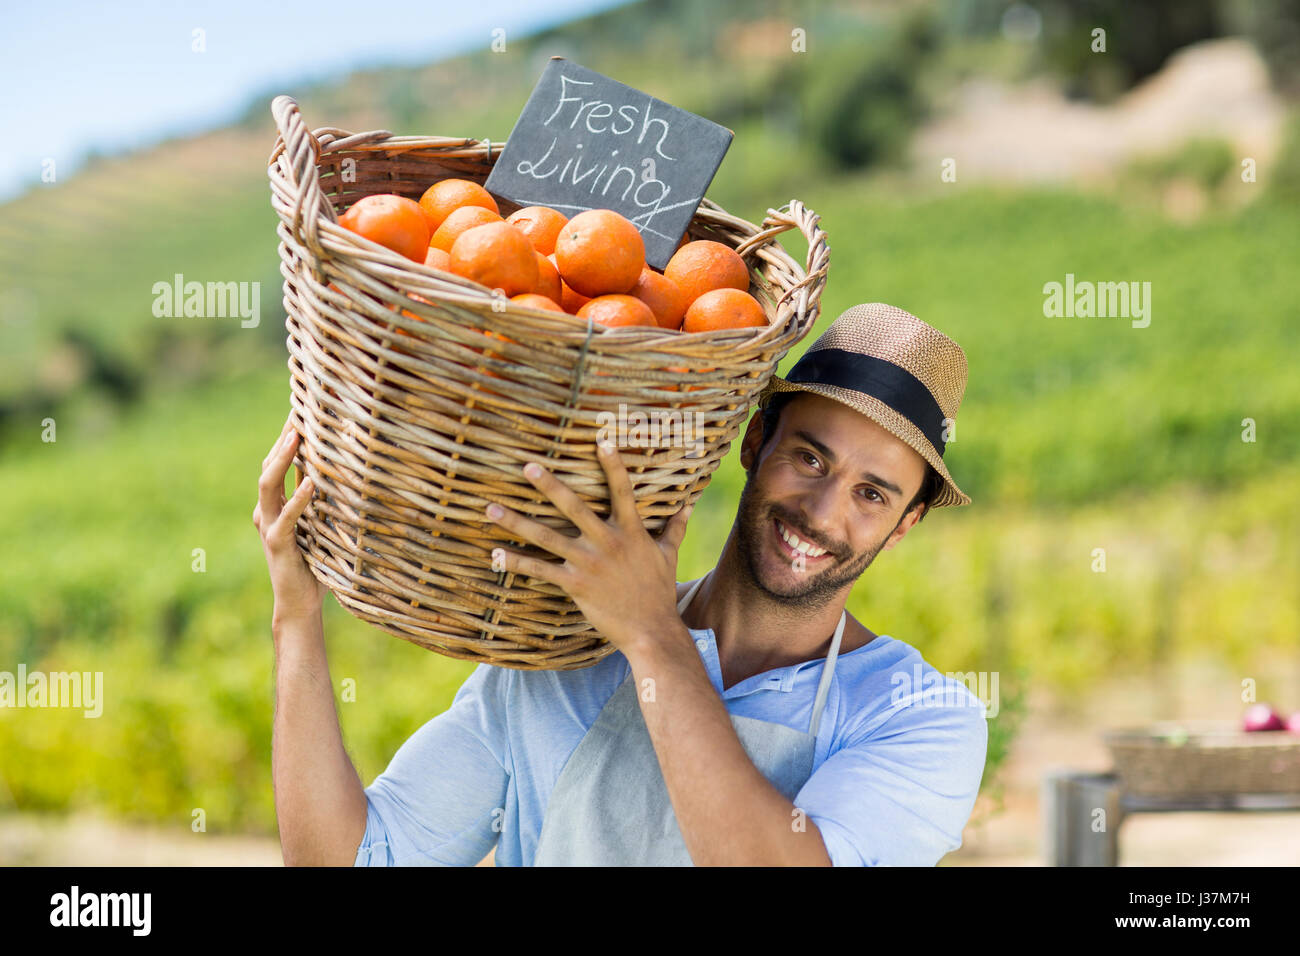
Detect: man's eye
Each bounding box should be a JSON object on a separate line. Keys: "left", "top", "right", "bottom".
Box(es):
{"left": 799, "top": 451, "right": 819, "bottom": 468}
{"left": 859, "top": 487, "right": 882, "bottom": 502}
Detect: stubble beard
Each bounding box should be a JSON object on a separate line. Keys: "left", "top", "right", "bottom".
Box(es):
{"left": 734, "top": 469, "right": 895, "bottom": 610}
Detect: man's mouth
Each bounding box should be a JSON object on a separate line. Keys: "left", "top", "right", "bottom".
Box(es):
{"left": 772, "top": 517, "right": 833, "bottom": 564}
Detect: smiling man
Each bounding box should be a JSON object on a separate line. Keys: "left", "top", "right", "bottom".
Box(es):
{"left": 259, "top": 303, "right": 988, "bottom": 867}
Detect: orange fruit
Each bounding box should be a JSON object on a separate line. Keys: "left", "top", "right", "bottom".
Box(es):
{"left": 683, "top": 288, "right": 767, "bottom": 333}
{"left": 511, "top": 293, "right": 564, "bottom": 313}
{"left": 534, "top": 252, "right": 563, "bottom": 303}
{"left": 629, "top": 266, "right": 689, "bottom": 330}
{"left": 554, "top": 209, "right": 645, "bottom": 297}
{"left": 506, "top": 206, "right": 569, "bottom": 256}
{"left": 665, "top": 240, "right": 750, "bottom": 305}
{"left": 418, "top": 179, "right": 499, "bottom": 233}
{"left": 424, "top": 246, "right": 451, "bottom": 270}
{"left": 550, "top": 254, "right": 592, "bottom": 313}
{"left": 430, "top": 205, "right": 502, "bottom": 253}
{"left": 577, "top": 294, "right": 657, "bottom": 329}
{"left": 338, "top": 194, "right": 431, "bottom": 263}
{"left": 559, "top": 279, "right": 591, "bottom": 314}
{"left": 449, "top": 221, "right": 539, "bottom": 297}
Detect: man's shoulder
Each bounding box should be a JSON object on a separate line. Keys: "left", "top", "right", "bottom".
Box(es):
{"left": 835, "top": 633, "right": 990, "bottom": 738}
{"left": 880, "top": 644, "right": 989, "bottom": 732}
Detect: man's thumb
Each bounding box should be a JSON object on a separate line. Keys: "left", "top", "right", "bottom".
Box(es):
{"left": 661, "top": 501, "right": 693, "bottom": 553}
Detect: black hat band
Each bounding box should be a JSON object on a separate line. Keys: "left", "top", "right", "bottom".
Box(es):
{"left": 786, "top": 347, "right": 948, "bottom": 456}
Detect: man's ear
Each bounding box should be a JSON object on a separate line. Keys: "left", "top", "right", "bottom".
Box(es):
{"left": 739, "top": 409, "right": 765, "bottom": 472}
{"left": 882, "top": 503, "right": 924, "bottom": 552}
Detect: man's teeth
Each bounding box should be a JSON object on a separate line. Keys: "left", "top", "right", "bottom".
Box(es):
{"left": 778, "top": 521, "right": 826, "bottom": 557}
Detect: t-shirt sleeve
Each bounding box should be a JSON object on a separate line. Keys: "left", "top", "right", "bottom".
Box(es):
{"left": 353, "top": 662, "right": 511, "bottom": 866}
{"left": 795, "top": 687, "right": 989, "bottom": 866}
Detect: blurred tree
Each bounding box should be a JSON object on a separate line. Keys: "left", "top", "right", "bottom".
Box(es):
{"left": 1266, "top": 110, "right": 1300, "bottom": 203}
{"left": 1042, "top": 0, "right": 1223, "bottom": 101}
{"left": 1222, "top": 0, "right": 1300, "bottom": 94}
{"left": 944, "top": 0, "right": 1226, "bottom": 101}
{"left": 783, "top": 7, "right": 940, "bottom": 170}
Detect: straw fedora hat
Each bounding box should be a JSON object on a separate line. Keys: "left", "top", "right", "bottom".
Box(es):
{"left": 757, "top": 302, "right": 971, "bottom": 508}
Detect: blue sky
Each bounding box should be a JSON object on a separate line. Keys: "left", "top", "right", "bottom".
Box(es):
{"left": 0, "top": 0, "right": 632, "bottom": 202}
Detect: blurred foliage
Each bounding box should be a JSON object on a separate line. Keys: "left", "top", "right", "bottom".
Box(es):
{"left": 970, "top": 668, "right": 1028, "bottom": 827}
{"left": 3, "top": 177, "right": 1298, "bottom": 833}
{"left": 1124, "top": 136, "right": 1237, "bottom": 197}
{"left": 1267, "top": 108, "right": 1300, "bottom": 203}
{"left": 1046, "top": 0, "right": 1222, "bottom": 101}
{"left": 796, "top": 10, "right": 939, "bottom": 169}
{"left": 947, "top": 0, "right": 1222, "bottom": 102}
{"left": 1221, "top": 0, "right": 1300, "bottom": 94}
{"left": 947, "top": 0, "right": 1300, "bottom": 99}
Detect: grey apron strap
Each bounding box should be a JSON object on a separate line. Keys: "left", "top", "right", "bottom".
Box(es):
{"left": 679, "top": 570, "right": 846, "bottom": 740}
{"left": 677, "top": 573, "right": 709, "bottom": 615}
{"left": 808, "top": 610, "right": 847, "bottom": 739}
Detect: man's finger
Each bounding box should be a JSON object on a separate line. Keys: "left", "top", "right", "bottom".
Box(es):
{"left": 268, "top": 475, "right": 313, "bottom": 548}
{"left": 485, "top": 502, "right": 578, "bottom": 561}
{"left": 521, "top": 461, "right": 608, "bottom": 542}
{"left": 491, "top": 546, "right": 566, "bottom": 588}
{"left": 258, "top": 430, "right": 300, "bottom": 521}
{"left": 263, "top": 415, "right": 295, "bottom": 469}
{"left": 595, "top": 439, "right": 639, "bottom": 530}
{"left": 659, "top": 501, "right": 693, "bottom": 557}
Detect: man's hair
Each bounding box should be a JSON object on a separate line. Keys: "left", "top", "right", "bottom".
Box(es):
{"left": 756, "top": 391, "right": 942, "bottom": 522}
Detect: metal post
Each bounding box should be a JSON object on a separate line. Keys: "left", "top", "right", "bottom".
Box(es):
{"left": 1043, "top": 771, "right": 1122, "bottom": 866}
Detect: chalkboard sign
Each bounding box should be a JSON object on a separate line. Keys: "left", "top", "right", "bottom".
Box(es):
{"left": 484, "top": 57, "right": 734, "bottom": 270}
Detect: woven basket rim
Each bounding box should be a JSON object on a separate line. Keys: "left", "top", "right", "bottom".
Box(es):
{"left": 267, "top": 100, "right": 827, "bottom": 354}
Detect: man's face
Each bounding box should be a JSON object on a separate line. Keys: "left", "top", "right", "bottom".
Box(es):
{"left": 734, "top": 392, "right": 930, "bottom": 608}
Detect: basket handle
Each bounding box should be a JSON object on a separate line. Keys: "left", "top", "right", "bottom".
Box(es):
{"left": 270, "top": 95, "right": 336, "bottom": 260}
{"left": 736, "top": 200, "right": 830, "bottom": 335}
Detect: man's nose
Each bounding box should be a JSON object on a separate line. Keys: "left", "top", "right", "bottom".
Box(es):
{"left": 793, "top": 485, "right": 844, "bottom": 546}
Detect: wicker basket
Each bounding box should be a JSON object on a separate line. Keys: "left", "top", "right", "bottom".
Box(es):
{"left": 266, "top": 95, "right": 829, "bottom": 670}
{"left": 1104, "top": 721, "right": 1300, "bottom": 796}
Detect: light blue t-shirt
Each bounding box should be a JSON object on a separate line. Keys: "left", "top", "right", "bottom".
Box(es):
{"left": 353, "top": 601, "right": 989, "bottom": 867}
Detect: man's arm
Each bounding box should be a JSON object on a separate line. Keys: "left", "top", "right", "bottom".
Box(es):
{"left": 623, "top": 623, "right": 833, "bottom": 867}
{"left": 486, "top": 442, "right": 834, "bottom": 866}
{"left": 257, "top": 415, "right": 511, "bottom": 867}
{"left": 254, "top": 415, "right": 367, "bottom": 866}
{"left": 271, "top": 610, "right": 369, "bottom": 866}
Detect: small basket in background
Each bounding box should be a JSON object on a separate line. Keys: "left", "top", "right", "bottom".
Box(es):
{"left": 1104, "top": 721, "right": 1300, "bottom": 796}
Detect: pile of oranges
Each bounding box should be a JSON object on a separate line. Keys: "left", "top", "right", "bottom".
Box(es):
{"left": 337, "top": 179, "right": 768, "bottom": 334}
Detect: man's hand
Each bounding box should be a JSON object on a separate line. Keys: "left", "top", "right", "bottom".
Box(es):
{"left": 253, "top": 413, "right": 327, "bottom": 626}
{"left": 484, "top": 439, "right": 692, "bottom": 654}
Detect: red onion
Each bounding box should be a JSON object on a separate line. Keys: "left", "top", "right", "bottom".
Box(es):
{"left": 1243, "top": 703, "right": 1285, "bottom": 732}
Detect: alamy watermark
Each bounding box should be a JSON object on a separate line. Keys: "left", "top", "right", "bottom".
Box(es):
{"left": 595, "top": 403, "right": 706, "bottom": 458}
{"left": 152, "top": 273, "right": 260, "bottom": 328}
{"left": 50, "top": 886, "right": 150, "bottom": 935}
{"left": 0, "top": 665, "right": 103, "bottom": 718}
{"left": 890, "top": 663, "right": 999, "bottom": 718}
{"left": 1042, "top": 273, "right": 1151, "bottom": 328}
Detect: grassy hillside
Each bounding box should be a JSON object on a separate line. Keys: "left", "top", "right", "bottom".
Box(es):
{"left": 3, "top": 177, "right": 1298, "bottom": 830}
{"left": 1, "top": 0, "right": 1297, "bottom": 834}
